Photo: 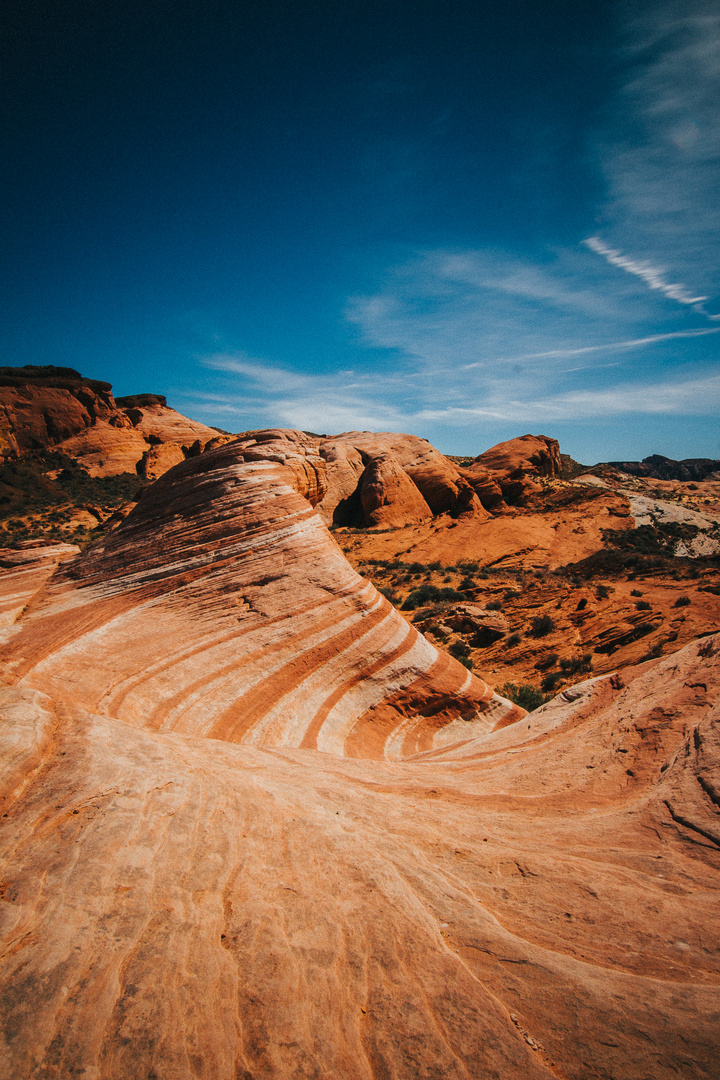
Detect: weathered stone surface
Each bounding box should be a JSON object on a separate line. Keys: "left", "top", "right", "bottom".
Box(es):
{"left": 316, "top": 431, "right": 487, "bottom": 527}
{"left": 464, "top": 434, "right": 561, "bottom": 506}
{"left": 0, "top": 542, "right": 79, "bottom": 635}
{"left": 3, "top": 438, "right": 515, "bottom": 756}
{"left": 0, "top": 366, "right": 221, "bottom": 480}
{"left": 0, "top": 629, "right": 717, "bottom": 1079}
{"left": 0, "top": 412, "right": 719, "bottom": 1079}
{"left": 359, "top": 451, "right": 433, "bottom": 528}
{"left": 55, "top": 406, "right": 222, "bottom": 477}
{"left": 138, "top": 440, "right": 187, "bottom": 480}
{"left": 0, "top": 384, "right": 115, "bottom": 457}
{"left": 423, "top": 602, "right": 510, "bottom": 645}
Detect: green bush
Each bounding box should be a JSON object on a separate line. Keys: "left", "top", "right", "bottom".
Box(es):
{"left": 449, "top": 640, "right": 471, "bottom": 659}
{"left": 673, "top": 595, "right": 691, "bottom": 607}
{"left": 505, "top": 632, "right": 522, "bottom": 647}
{"left": 499, "top": 682, "right": 552, "bottom": 712}
{"left": 541, "top": 671, "right": 562, "bottom": 692}
{"left": 485, "top": 600, "right": 502, "bottom": 611}
{"left": 401, "top": 584, "right": 466, "bottom": 610}
{"left": 559, "top": 654, "right": 592, "bottom": 676}
{"left": 636, "top": 600, "right": 651, "bottom": 611}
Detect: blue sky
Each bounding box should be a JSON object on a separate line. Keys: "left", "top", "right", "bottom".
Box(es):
{"left": 2, "top": 0, "right": 719, "bottom": 463}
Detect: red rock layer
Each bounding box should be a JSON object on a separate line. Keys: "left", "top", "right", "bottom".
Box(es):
{"left": 316, "top": 429, "right": 486, "bottom": 526}
{"left": 2, "top": 435, "right": 516, "bottom": 755}
{"left": 0, "top": 635, "right": 717, "bottom": 1079}
{"left": 463, "top": 433, "right": 561, "bottom": 506}
{"left": 0, "top": 367, "right": 224, "bottom": 478}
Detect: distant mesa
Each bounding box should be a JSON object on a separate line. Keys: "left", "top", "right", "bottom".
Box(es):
{"left": 606, "top": 453, "right": 720, "bottom": 482}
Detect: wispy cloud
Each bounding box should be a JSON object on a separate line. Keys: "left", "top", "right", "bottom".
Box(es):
{"left": 412, "top": 372, "right": 720, "bottom": 424}
{"left": 182, "top": 1, "right": 720, "bottom": 451}
{"left": 583, "top": 235, "right": 709, "bottom": 307}
{"left": 596, "top": 0, "right": 720, "bottom": 303}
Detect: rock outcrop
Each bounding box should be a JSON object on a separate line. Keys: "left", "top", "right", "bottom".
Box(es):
{"left": 463, "top": 433, "right": 561, "bottom": 506}
{"left": 0, "top": 431, "right": 718, "bottom": 1079}
{"left": 0, "top": 601, "right": 717, "bottom": 1077}
{"left": 607, "top": 453, "right": 720, "bottom": 482}
{"left": 2, "top": 435, "right": 517, "bottom": 757}
{"left": 0, "top": 365, "right": 224, "bottom": 480}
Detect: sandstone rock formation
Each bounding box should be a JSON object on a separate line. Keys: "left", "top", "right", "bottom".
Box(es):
{"left": 0, "top": 365, "right": 224, "bottom": 479}
{"left": 2, "top": 436, "right": 517, "bottom": 756}
{"left": 463, "top": 433, "right": 561, "bottom": 506}
{"left": 0, "top": 431, "right": 718, "bottom": 1079}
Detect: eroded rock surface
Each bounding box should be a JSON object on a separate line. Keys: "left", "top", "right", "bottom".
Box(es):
{"left": 0, "top": 365, "right": 223, "bottom": 479}
{"left": 0, "top": 431, "right": 718, "bottom": 1080}
{"left": 3, "top": 436, "right": 515, "bottom": 756}
{"left": 463, "top": 433, "right": 561, "bottom": 506}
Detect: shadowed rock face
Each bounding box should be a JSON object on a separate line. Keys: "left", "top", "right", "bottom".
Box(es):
{"left": 0, "top": 432, "right": 718, "bottom": 1080}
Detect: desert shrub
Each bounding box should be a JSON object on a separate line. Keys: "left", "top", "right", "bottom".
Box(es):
{"left": 673, "top": 595, "right": 691, "bottom": 607}
{"left": 630, "top": 589, "right": 643, "bottom": 597}
{"left": 500, "top": 682, "right": 552, "bottom": 712}
{"left": 529, "top": 614, "right": 555, "bottom": 638}
{"left": 485, "top": 599, "right": 502, "bottom": 611}
{"left": 541, "top": 671, "right": 562, "bottom": 692}
{"left": 534, "top": 652, "right": 558, "bottom": 671}
{"left": 449, "top": 640, "right": 471, "bottom": 660}
{"left": 458, "top": 560, "right": 479, "bottom": 573}
{"left": 459, "top": 576, "right": 476, "bottom": 591}
{"left": 378, "top": 587, "right": 399, "bottom": 604}
{"left": 401, "top": 584, "right": 465, "bottom": 610}
{"left": 505, "top": 632, "right": 522, "bottom": 647}
{"left": 559, "top": 654, "right": 592, "bottom": 676}
{"left": 596, "top": 584, "right": 610, "bottom": 599}
{"left": 636, "top": 600, "right": 651, "bottom": 611}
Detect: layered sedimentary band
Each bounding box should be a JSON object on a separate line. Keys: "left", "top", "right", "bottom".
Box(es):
{"left": 2, "top": 434, "right": 519, "bottom": 757}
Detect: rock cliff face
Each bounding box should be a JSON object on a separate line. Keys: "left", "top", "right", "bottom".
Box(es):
{"left": 0, "top": 429, "right": 718, "bottom": 1080}
{"left": 0, "top": 365, "right": 223, "bottom": 477}
{"left": 230, "top": 428, "right": 487, "bottom": 528}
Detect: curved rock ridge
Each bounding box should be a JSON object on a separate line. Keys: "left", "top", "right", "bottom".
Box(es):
{"left": 3, "top": 436, "right": 519, "bottom": 756}
{"left": 0, "top": 636, "right": 717, "bottom": 1079}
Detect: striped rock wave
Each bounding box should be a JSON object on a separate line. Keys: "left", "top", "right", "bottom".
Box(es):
{"left": 2, "top": 434, "right": 520, "bottom": 757}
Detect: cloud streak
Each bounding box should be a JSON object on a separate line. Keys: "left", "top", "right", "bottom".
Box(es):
{"left": 583, "top": 235, "right": 709, "bottom": 307}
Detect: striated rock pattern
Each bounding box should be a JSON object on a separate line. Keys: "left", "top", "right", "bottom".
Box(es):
{"left": 3, "top": 435, "right": 517, "bottom": 757}
{"left": 0, "top": 542, "right": 79, "bottom": 636}
{"left": 0, "top": 636, "right": 717, "bottom": 1078}
{"left": 0, "top": 429, "right": 719, "bottom": 1080}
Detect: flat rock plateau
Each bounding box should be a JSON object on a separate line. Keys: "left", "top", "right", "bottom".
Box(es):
{"left": 0, "top": 376, "right": 719, "bottom": 1079}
